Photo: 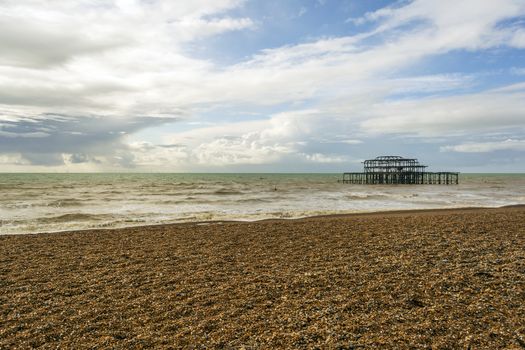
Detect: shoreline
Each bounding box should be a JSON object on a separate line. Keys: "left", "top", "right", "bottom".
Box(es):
{"left": 3, "top": 203, "right": 525, "bottom": 237}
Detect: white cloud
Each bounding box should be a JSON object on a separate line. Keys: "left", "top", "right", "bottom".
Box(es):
{"left": 360, "top": 89, "right": 525, "bottom": 136}
{"left": 339, "top": 139, "right": 363, "bottom": 145}
{"left": 0, "top": 153, "right": 29, "bottom": 166}
{"left": 441, "top": 139, "right": 525, "bottom": 153}
{"left": 0, "top": 0, "right": 253, "bottom": 117}
{"left": 353, "top": 0, "right": 525, "bottom": 51}
{"left": 510, "top": 67, "right": 525, "bottom": 76}
{"left": 2, "top": 0, "right": 525, "bottom": 170}
{"left": 149, "top": 108, "right": 363, "bottom": 167}
{"left": 193, "top": 135, "right": 294, "bottom": 166}
{"left": 2, "top": 0, "right": 523, "bottom": 117}
{"left": 510, "top": 28, "right": 525, "bottom": 48}
{"left": 166, "top": 111, "right": 317, "bottom": 166}
{"left": 302, "top": 153, "right": 348, "bottom": 163}
{"left": 173, "top": 17, "right": 253, "bottom": 41}
{"left": 128, "top": 141, "right": 190, "bottom": 168}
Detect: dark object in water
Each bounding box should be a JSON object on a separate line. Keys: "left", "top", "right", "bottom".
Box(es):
{"left": 341, "top": 156, "right": 459, "bottom": 185}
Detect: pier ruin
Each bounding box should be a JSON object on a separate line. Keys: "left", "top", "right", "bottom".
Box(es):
{"left": 341, "top": 156, "right": 459, "bottom": 185}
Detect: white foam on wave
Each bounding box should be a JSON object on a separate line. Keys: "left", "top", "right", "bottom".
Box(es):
{"left": 0, "top": 173, "right": 524, "bottom": 235}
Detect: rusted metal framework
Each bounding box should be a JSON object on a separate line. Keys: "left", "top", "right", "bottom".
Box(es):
{"left": 342, "top": 156, "right": 459, "bottom": 185}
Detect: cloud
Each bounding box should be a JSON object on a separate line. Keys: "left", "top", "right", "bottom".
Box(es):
{"left": 0, "top": 0, "right": 250, "bottom": 67}
{"left": 339, "top": 140, "right": 363, "bottom": 145}
{"left": 0, "top": 113, "right": 175, "bottom": 166}
{"left": 172, "top": 0, "right": 524, "bottom": 113}
{"left": 0, "top": 16, "right": 127, "bottom": 69}
{"left": 173, "top": 17, "right": 253, "bottom": 41}
{"left": 0, "top": 0, "right": 252, "bottom": 117}
{"left": 161, "top": 109, "right": 363, "bottom": 167}
{"left": 193, "top": 135, "right": 294, "bottom": 166}
{"left": 2, "top": 0, "right": 523, "bottom": 116}
{"left": 360, "top": 89, "right": 525, "bottom": 137}
{"left": 68, "top": 153, "right": 91, "bottom": 164}
{"left": 1, "top": 0, "right": 525, "bottom": 171}
{"left": 441, "top": 139, "right": 525, "bottom": 153}
{"left": 128, "top": 141, "right": 190, "bottom": 168}
{"left": 302, "top": 153, "right": 348, "bottom": 163}
{"left": 165, "top": 114, "right": 303, "bottom": 166}
{"left": 351, "top": 0, "right": 525, "bottom": 51}
{"left": 510, "top": 67, "right": 525, "bottom": 76}
{"left": 0, "top": 153, "right": 28, "bottom": 166}
{"left": 510, "top": 28, "right": 525, "bottom": 48}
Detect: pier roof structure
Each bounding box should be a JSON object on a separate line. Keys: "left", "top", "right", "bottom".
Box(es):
{"left": 364, "top": 156, "right": 427, "bottom": 173}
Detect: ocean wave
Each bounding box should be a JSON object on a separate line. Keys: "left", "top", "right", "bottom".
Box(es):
{"left": 3, "top": 198, "right": 84, "bottom": 209}
{"left": 47, "top": 199, "right": 85, "bottom": 207}
{"left": 235, "top": 198, "right": 273, "bottom": 204}
{"left": 36, "top": 213, "right": 113, "bottom": 224}
{"left": 1, "top": 173, "right": 524, "bottom": 235}
{"left": 4, "top": 202, "right": 35, "bottom": 209}
{"left": 213, "top": 188, "right": 244, "bottom": 195}
{"left": 345, "top": 194, "right": 387, "bottom": 200}
{"left": 99, "top": 190, "right": 124, "bottom": 194}
{"left": 156, "top": 199, "right": 188, "bottom": 205}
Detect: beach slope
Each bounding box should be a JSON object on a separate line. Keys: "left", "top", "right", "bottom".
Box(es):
{"left": 1, "top": 206, "right": 524, "bottom": 348}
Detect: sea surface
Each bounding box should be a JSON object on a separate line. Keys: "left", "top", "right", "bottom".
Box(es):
{"left": 1, "top": 173, "right": 524, "bottom": 235}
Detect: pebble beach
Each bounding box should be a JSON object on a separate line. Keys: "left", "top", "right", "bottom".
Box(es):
{"left": 1, "top": 206, "right": 524, "bottom": 349}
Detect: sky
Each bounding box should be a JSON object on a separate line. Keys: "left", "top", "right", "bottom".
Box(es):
{"left": 1, "top": 0, "right": 525, "bottom": 173}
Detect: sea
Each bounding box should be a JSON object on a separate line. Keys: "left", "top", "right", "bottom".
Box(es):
{"left": 1, "top": 173, "right": 524, "bottom": 235}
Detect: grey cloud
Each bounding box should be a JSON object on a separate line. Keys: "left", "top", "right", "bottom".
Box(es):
{"left": 158, "top": 144, "right": 186, "bottom": 148}
{"left": 0, "top": 15, "right": 129, "bottom": 68}
{"left": 440, "top": 139, "right": 525, "bottom": 153}
{"left": 22, "top": 153, "right": 65, "bottom": 166}
{"left": 0, "top": 78, "right": 135, "bottom": 110}
{"left": 69, "top": 153, "right": 89, "bottom": 163}
{"left": 110, "top": 151, "right": 136, "bottom": 168}
{"left": 0, "top": 114, "right": 176, "bottom": 166}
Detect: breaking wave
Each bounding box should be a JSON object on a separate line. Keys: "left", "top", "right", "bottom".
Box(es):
{"left": 1, "top": 173, "right": 524, "bottom": 235}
